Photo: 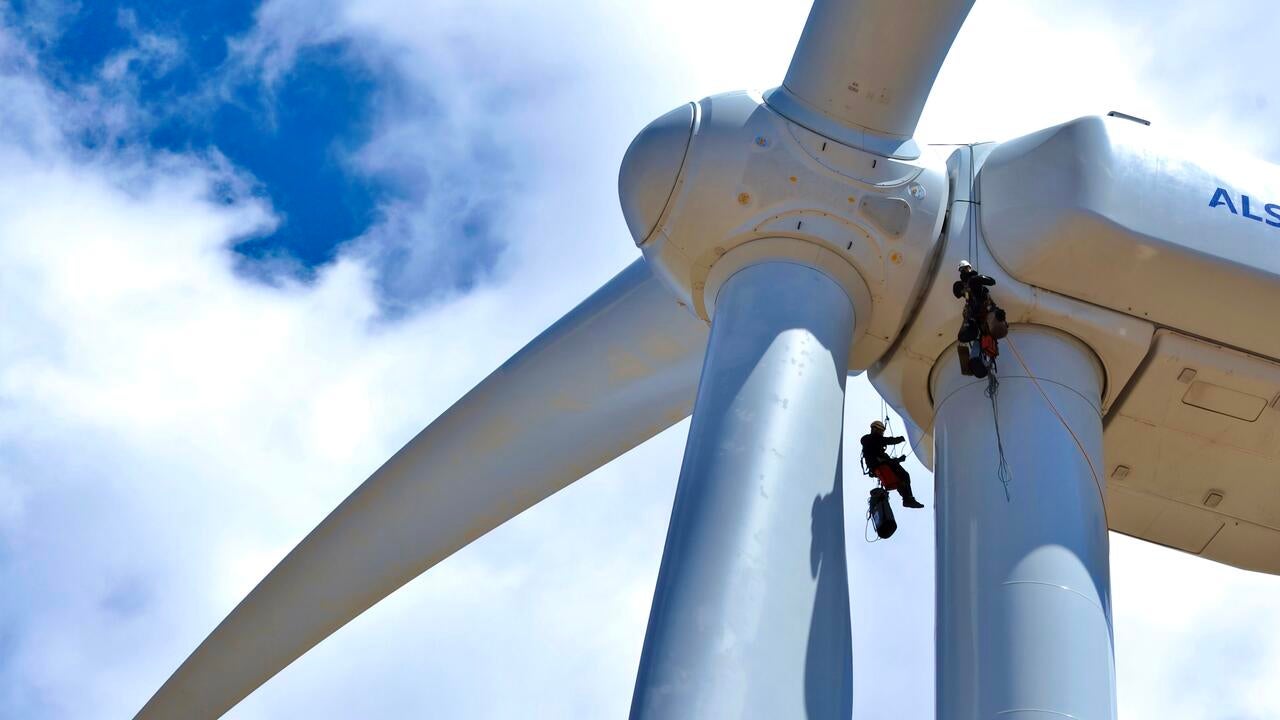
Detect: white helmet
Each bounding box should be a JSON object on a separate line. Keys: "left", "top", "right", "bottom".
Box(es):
{"left": 958, "top": 260, "right": 973, "bottom": 272}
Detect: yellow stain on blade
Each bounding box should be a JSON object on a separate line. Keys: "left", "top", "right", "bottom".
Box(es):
{"left": 608, "top": 349, "right": 655, "bottom": 383}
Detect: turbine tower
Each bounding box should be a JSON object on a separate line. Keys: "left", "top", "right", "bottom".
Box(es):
{"left": 137, "top": 1, "right": 1280, "bottom": 718}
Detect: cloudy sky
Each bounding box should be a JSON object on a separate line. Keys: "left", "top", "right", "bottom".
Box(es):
{"left": 2, "top": 0, "right": 1279, "bottom": 718}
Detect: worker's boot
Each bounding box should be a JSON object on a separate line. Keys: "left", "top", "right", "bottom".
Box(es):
{"left": 900, "top": 480, "right": 925, "bottom": 509}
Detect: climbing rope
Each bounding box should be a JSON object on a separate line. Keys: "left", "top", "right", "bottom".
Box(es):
{"left": 968, "top": 145, "right": 980, "bottom": 272}
{"left": 1003, "top": 336, "right": 1110, "bottom": 525}
{"left": 985, "top": 371, "right": 1014, "bottom": 502}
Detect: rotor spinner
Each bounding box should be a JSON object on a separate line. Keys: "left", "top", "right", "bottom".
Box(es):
{"left": 618, "top": 90, "right": 949, "bottom": 371}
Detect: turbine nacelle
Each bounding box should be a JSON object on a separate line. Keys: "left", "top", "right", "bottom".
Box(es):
{"left": 619, "top": 90, "right": 948, "bottom": 371}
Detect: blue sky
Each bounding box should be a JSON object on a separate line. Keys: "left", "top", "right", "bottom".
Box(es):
{"left": 6, "top": 0, "right": 513, "bottom": 313}
{"left": 15, "top": 2, "right": 383, "bottom": 265}
{"left": 2, "top": 1, "right": 1280, "bottom": 719}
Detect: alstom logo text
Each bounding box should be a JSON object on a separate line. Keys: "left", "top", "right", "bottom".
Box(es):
{"left": 1210, "top": 187, "right": 1280, "bottom": 228}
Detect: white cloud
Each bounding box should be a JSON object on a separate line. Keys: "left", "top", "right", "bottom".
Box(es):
{"left": 3, "top": 2, "right": 1280, "bottom": 719}
{"left": 99, "top": 9, "right": 183, "bottom": 84}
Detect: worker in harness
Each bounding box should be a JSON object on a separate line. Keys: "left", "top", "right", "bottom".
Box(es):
{"left": 953, "top": 260, "right": 1008, "bottom": 378}
{"left": 861, "top": 420, "right": 924, "bottom": 509}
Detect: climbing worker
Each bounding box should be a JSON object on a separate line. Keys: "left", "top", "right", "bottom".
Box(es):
{"left": 861, "top": 420, "right": 925, "bottom": 509}
{"left": 953, "top": 260, "right": 994, "bottom": 331}
{"left": 952, "top": 261, "right": 1007, "bottom": 378}
{"left": 953, "top": 260, "right": 993, "bottom": 298}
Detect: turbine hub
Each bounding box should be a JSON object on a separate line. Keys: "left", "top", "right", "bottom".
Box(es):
{"left": 618, "top": 91, "right": 949, "bottom": 372}
{"left": 618, "top": 103, "right": 695, "bottom": 244}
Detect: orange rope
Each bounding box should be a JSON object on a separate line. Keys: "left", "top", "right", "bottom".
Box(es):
{"left": 1003, "top": 336, "right": 1109, "bottom": 518}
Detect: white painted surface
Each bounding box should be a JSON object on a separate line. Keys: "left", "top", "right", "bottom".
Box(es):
{"left": 1106, "top": 330, "right": 1280, "bottom": 574}
{"left": 776, "top": 0, "right": 975, "bottom": 156}
{"left": 632, "top": 261, "right": 854, "bottom": 719}
{"left": 628, "top": 91, "right": 948, "bottom": 371}
{"left": 870, "top": 144, "right": 1155, "bottom": 468}
{"left": 981, "top": 115, "right": 1280, "bottom": 361}
{"left": 872, "top": 139, "right": 1280, "bottom": 577}
{"left": 933, "top": 325, "right": 1115, "bottom": 719}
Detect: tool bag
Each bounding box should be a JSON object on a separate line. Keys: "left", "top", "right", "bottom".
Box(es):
{"left": 987, "top": 307, "right": 1009, "bottom": 339}
{"left": 868, "top": 487, "right": 898, "bottom": 539}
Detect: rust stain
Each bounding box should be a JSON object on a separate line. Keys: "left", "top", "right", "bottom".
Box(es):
{"left": 642, "top": 334, "right": 688, "bottom": 362}
{"left": 737, "top": 192, "right": 751, "bottom": 205}
{"left": 608, "top": 349, "right": 655, "bottom": 382}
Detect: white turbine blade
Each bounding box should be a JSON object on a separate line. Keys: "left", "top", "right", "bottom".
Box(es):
{"left": 136, "top": 259, "right": 709, "bottom": 720}
{"left": 774, "top": 0, "right": 974, "bottom": 154}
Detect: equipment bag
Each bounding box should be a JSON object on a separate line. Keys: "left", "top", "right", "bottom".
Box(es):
{"left": 987, "top": 308, "right": 1009, "bottom": 339}
{"left": 957, "top": 343, "right": 973, "bottom": 376}
{"left": 868, "top": 487, "right": 898, "bottom": 539}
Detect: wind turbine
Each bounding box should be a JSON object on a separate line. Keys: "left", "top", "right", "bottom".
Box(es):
{"left": 138, "top": 1, "right": 1280, "bottom": 718}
